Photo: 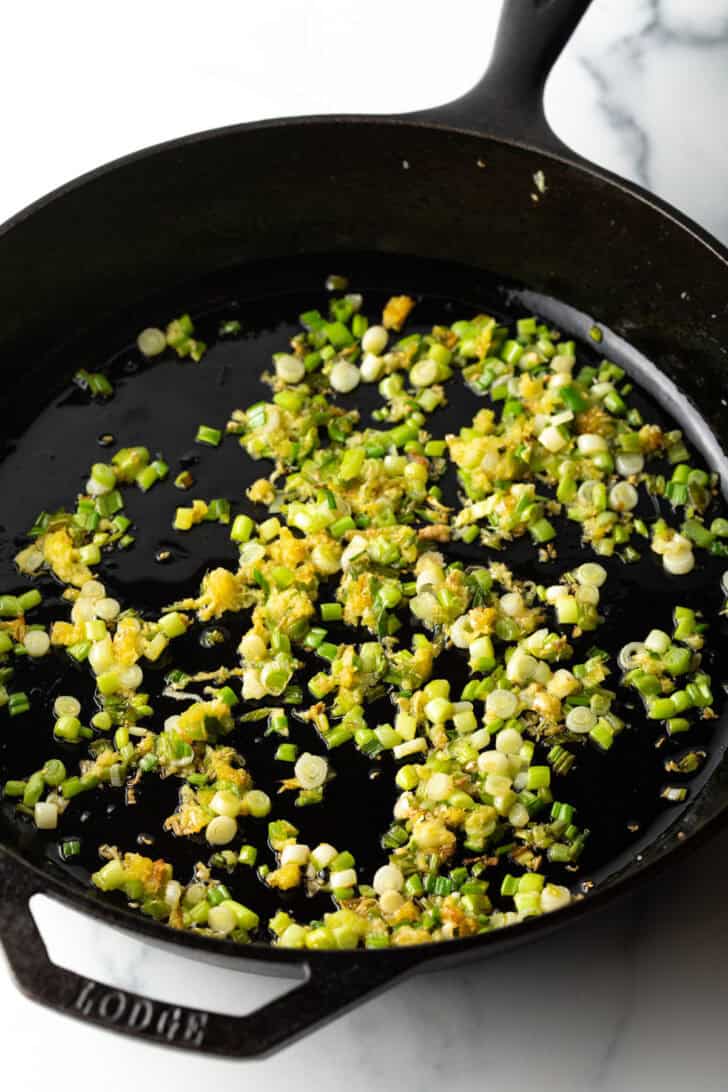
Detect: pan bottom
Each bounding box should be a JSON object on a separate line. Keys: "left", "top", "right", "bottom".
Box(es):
{"left": 0, "top": 252, "right": 725, "bottom": 940}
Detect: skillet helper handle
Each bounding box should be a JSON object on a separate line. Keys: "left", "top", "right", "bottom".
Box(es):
{"left": 0, "top": 853, "right": 415, "bottom": 1058}
{"left": 408, "top": 0, "right": 592, "bottom": 155}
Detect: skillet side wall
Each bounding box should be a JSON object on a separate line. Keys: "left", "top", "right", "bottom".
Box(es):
{"left": 1, "top": 120, "right": 727, "bottom": 436}
{"left": 1, "top": 118, "right": 728, "bottom": 948}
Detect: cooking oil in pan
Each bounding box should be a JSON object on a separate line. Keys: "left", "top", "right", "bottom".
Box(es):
{"left": 0, "top": 253, "right": 725, "bottom": 928}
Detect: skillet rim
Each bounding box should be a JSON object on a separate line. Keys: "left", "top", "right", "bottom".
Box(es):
{"left": 2, "top": 112, "right": 727, "bottom": 271}
{"left": 1, "top": 112, "right": 728, "bottom": 969}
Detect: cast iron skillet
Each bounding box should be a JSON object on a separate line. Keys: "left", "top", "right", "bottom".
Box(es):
{"left": 1, "top": 0, "right": 728, "bottom": 1058}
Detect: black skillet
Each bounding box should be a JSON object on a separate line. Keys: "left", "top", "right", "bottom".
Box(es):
{"left": 1, "top": 0, "right": 728, "bottom": 1059}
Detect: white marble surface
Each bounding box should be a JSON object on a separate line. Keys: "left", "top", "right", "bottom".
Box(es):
{"left": 2, "top": 0, "right": 728, "bottom": 1086}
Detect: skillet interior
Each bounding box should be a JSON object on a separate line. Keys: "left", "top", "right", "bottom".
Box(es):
{"left": 1, "top": 120, "right": 728, "bottom": 960}
{"left": 1, "top": 247, "right": 728, "bottom": 935}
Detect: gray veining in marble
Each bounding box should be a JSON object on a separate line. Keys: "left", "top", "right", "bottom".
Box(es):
{"left": 551, "top": 0, "right": 728, "bottom": 241}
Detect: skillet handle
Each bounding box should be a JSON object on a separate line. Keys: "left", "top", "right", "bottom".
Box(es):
{"left": 0, "top": 853, "right": 415, "bottom": 1058}
{"left": 407, "top": 0, "right": 592, "bottom": 156}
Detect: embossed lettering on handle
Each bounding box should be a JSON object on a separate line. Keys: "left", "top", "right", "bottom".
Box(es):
{"left": 73, "top": 980, "right": 209, "bottom": 1047}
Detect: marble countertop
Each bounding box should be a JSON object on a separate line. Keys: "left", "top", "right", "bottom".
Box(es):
{"left": 2, "top": 0, "right": 728, "bottom": 1087}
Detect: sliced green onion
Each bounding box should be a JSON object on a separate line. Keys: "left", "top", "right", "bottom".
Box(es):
{"left": 195, "top": 425, "right": 222, "bottom": 447}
